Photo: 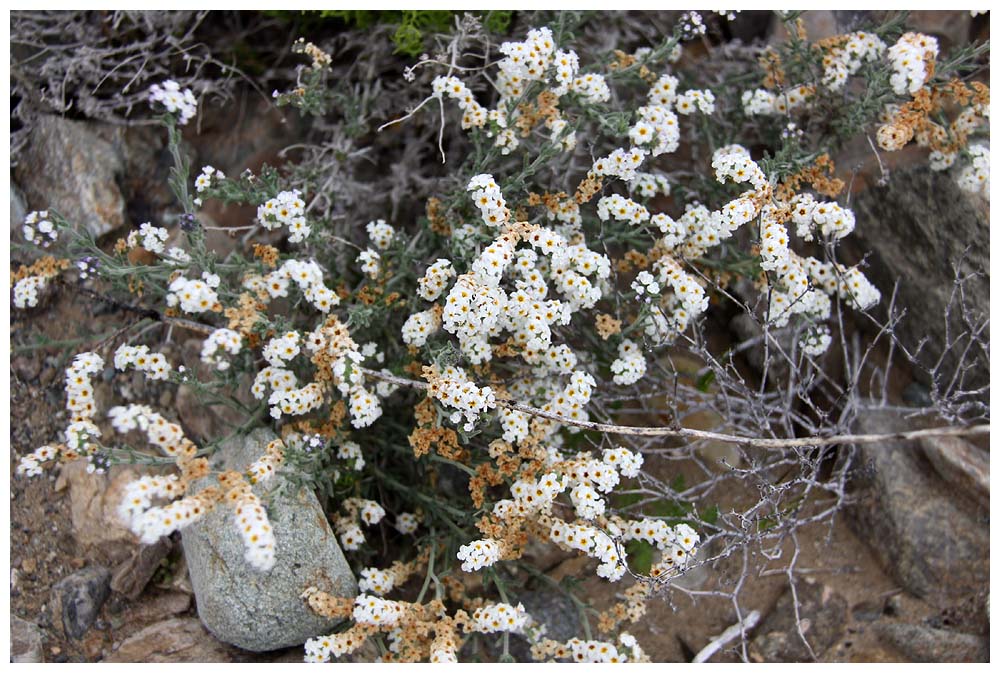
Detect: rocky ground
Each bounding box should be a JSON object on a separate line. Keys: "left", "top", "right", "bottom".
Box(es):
{"left": 10, "top": 290, "right": 990, "bottom": 662}
{"left": 10, "top": 10, "right": 989, "bottom": 663}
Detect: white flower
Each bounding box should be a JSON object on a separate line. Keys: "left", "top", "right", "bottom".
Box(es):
{"left": 148, "top": 80, "right": 198, "bottom": 124}
{"left": 610, "top": 339, "right": 647, "bottom": 385}
{"left": 471, "top": 602, "right": 531, "bottom": 633}
{"left": 366, "top": 219, "right": 395, "bottom": 250}
{"left": 457, "top": 538, "right": 502, "bottom": 572}
{"left": 358, "top": 249, "right": 380, "bottom": 279}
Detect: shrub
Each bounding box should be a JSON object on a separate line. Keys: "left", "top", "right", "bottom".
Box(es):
{"left": 12, "top": 10, "right": 989, "bottom": 663}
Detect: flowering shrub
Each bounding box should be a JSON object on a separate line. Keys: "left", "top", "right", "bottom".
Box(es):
{"left": 11, "top": 10, "right": 990, "bottom": 662}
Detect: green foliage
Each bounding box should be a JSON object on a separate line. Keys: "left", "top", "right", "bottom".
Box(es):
{"left": 625, "top": 539, "right": 655, "bottom": 574}
{"left": 312, "top": 10, "right": 512, "bottom": 57}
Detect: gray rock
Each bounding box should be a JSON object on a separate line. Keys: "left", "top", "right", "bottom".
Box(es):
{"left": 872, "top": 623, "right": 988, "bottom": 663}
{"left": 182, "top": 428, "right": 356, "bottom": 652}
{"left": 52, "top": 565, "right": 112, "bottom": 639}
{"left": 106, "top": 617, "right": 235, "bottom": 663}
{"left": 14, "top": 115, "right": 126, "bottom": 238}
{"left": 751, "top": 578, "right": 848, "bottom": 662}
{"left": 847, "top": 409, "right": 988, "bottom": 607}
{"left": 11, "top": 616, "right": 44, "bottom": 663}
{"left": 918, "top": 435, "right": 989, "bottom": 508}
{"left": 11, "top": 180, "right": 27, "bottom": 235}
{"left": 506, "top": 590, "right": 581, "bottom": 662}
{"left": 111, "top": 538, "right": 173, "bottom": 600}
{"left": 126, "top": 591, "right": 192, "bottom": 626}
{"left": 848, "top": 165, "right": 989, "bottom": 394}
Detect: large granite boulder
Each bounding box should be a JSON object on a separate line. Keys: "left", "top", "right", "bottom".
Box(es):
{"left": 182, "top": 429, "right": 356, "bottom": 652}
{"left": 14, "top": 115, "right": 127, "bottom": 238}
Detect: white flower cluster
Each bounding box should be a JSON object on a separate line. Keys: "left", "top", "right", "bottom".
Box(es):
{"left": 232, "top": 487, "right": 277, "bottom": 571}
{"left": 740, "top": 84, "right": 812, "bottom": 116}
{"left": 337, "top": 440, "right": 365, "bottom": 471}
{"left": 624, "top": 66, "right": 719, "bottom": 162}
{"left": 348, "top": 386, "right": 382, "bottom": 428}
{"left": 572, "top": 72, "right": 612, "bottom": 103}
{"left": 646, "top": 255, "right": 709, "bottom": 341}
{"left": 800, "top": 324, "right": 833, "bottom": 357}
{"left": 108, "top": 404, "right": 194, "bottom": 457}
{"left": 250, "top": 258, "right": 340, "bottom": 313}
{"left": 556, "top": 447, "right": 643, "bottom": 519}
{"left": 678, "top": 11, "right": 707, "bottom": 39}
{"left": 457, "top": 538, "right": 502, "bottom": 572}
{"left": 352, "top": 594, "right": 406, "bottom": 627}
{"left": 814, "top": 261, "right": 881, "bottom": 311}
{"left": 549, "top": 520, "right": 627, "bottom": 580}
{"left": 113, "top": 343, "right": 173, "bottom": 381}
{"left": 148, "top": 79, "right": 197, "bottom": 125}
{"left": 601, "top": 446, "right": 644, "bottom": 478}
{"left": 441, "top": 270, "right": 505, "bottom": 360}
{"left": 593, "top": 146, "right": 650, "bottom": 182}
{"left": 597, "top": 194, "right": 649, "bottom": 225}
{"left": 334, "top": 498, "right": 386, "bottom": 551}
{"left": 13, "top": 275, "right": 48, "bottom": 309}
{"left": 257, "top": 189, "right": 310, "bottom": 242}
{"left": 263, "top": 331, "right": 301, "bottom": 367}
{"left": 401, "top": 307, "right": 441, "bottom": 347}
{"left": 610, "top": 339, "right": 647, "bottom": 386}
{"left": 789, "top": 194, "right": 857, "bottom": 240}
{"left": 565, "top": 638, "right": 625, "bottom": 663}
{"left": 194, "top": 165, "right": 225, "bottom": 195}
{"left": 126, "top": 222, "right": 169, "bottom": 253}
{"left": 166, "top": 272, "right": 220, "bottom": 314}
{"left": 762, "top": 247, "right": 826, "bottom": 329}
{"left": 821, "top": 31, "right": 887, "bottom": 90}
{"left": 433, "top": 27, "right": 610, "bottom": 155}
{"left": 136, "top": 489, "right": 216, "bottom": 545}
{"left": 632, "top": 270, "right": 659, "bottom": 298}
{"left": 496, "top": 26, "right": 555, "bottom": 97}
{"left": 417, "top": 259, "right": 455, "bottom": 301}
{"left": 350, "top": 499, "right": 385, "bottom": 537}
{"left": 358, "top": 249, "right": 380, "bottom": 279}
{"left": 200, "top": 328, "right": 243, "bottom": 370}
{"left": 957, "top": 144, "right": 989, "bottom": 196}
{"left": 888, "top": 32, "right": 939, "bottom": 96}
{"left": 628, "top": 172, "right": 671, "bottom": 198}
{"left": 741, "top": 88, "right": 776, "bottom": 116}
{"left": 246, "top": 440, "right": 285, "bottom": 485}
{"left": 118, "top": 474, "right": 193, "bottom": 542}
{"left": 494, "top": 472, "right": 566, "bottom": 518}
{"left": 251, "top": 366, "right": 297, "bottom": 401}
{"left": 426, "top": 365, "right": 497, "bottom": 431}
{"left": 16, "top": 445, "right": 59, "bottom": 477}
{"left": 472, "top": 602, "right": 531, "bottom": 634}
{"left": 647, "top": 72, "right": 679, "bottom": 107}
{"left": 395, "top": 512, "right": 419, "bottom": 534}
{"left": 675, "top": 89, "right": 716, "bottom": 115}
{"left": 269, "top": 381, "right": 326, "bottom": 420}
{"left": 432, "top": 75, "right": 488, "bottom": 129}
{"left": 305, "top": 325, "right": 383, "bottom": 429}
{"left": 359, "top": 567, "right": 396, "bottom": 596}
{"left": 528, "top": 370, "right": 597, "bottom": 431}
{"left": 621, "top": 518, "right": 699, "bottom": 564}
{"left": 64, "top": 352, "right": 104, "bottom": 423}
{"left": 467, "top": 173, "right": 510, "bottom": 227}
{"left": 365, "top": 219, "right": 395, "bottom": 250}
{"left": 22, "top": 210, "right": 57, "bottom": 247}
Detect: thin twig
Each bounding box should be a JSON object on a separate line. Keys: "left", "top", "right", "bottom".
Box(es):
{"left": 692, "top": 610, "right": 761, "bottom": 663}
{"left": 61, "top": 288, "right": 991, "bottom": 451}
